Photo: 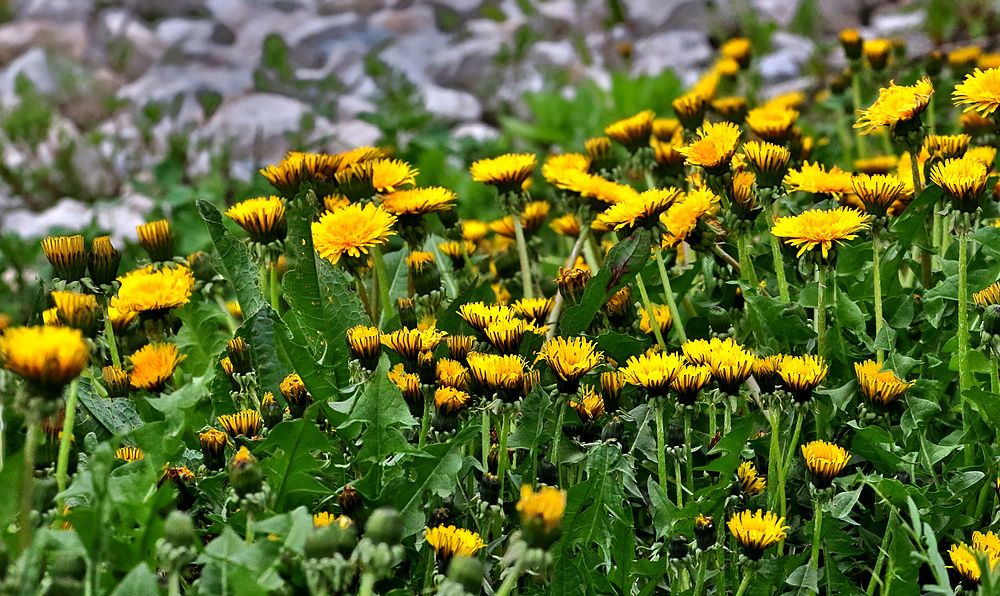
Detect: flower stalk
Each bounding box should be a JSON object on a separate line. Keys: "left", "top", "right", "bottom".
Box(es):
{"left": 958, "top": 228, "right": 971, "bottom": 464}
{"left": 872, "top": 231, "right": 884, "bottom": 363}
{"left": 372, "top": 246, "right": 392, "bottom": 327}
{"left": 19, "top": 419, "right": 40, "bottom": 550}
{"left": 512, "top": 217, "right": 535, "bottom": 299}
{"left": 769, "top": 216, "right": 791, "bottom": 302}
{"left": 655, "top": 401, "right": 669, "bottom": 492}
{"left": 635, "top": 274, "right": 667, "bottom": 350}
{"left": 103, "top": 306, "right": 121, "bottom": 369}
{"left": 269, "top": 263, "right": 280, "bottom": 312}
{"left": 655, "top": 247, "right": 687, "bottom": 343}
{"left": 55, "top": 380, "right": 79, "bottom": 498}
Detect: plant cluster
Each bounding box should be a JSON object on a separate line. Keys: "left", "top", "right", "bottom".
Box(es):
{"left": 5, "top": 28, "right": 1000, "bottom": 596}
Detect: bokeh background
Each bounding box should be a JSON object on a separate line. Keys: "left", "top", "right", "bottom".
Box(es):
{"left": 0, "top": 0, "right": 992, "bottom": 244}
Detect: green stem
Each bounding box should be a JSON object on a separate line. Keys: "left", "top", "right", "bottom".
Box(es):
{"left": 358, "top": 572, "right": 377, "bottom": 596}
{"left": 693, "top": 554, "right": 708, "bottom": 596}
{"left": 19, "top": 420, "right": 39, "bottom": 550}
{"left": 213, "top": 295, "right": 239, "bottom": 334}
{"left": 635, "top": 274, "right": 667, "bottom": 350}
{"left": 103, "top": 306, "right": 120, "bottom": 369}
{"left": 715, "top": 545, "right": 727, "bottom": 595}
{"left": 354, "top": 271, "right": 374, "bottom": 322}
{"left": 873, "top": 232, "right": 884, "bottom": 364}
{"left": 56, "top": 380, "right": 79, "bottom": 498}
{"left": 769, "top": 219, "right": 791, "bottom": 302}
{"left": 866, "top": 518, "right": 893, "bottom": 595}
{"left": 245, "top": 512, "right": 254, "bottom": 543}
{"left": 655, "top": 247, "right": 687, "bottom": 343}
{"left": 816, "top": 264, "right": 827, "bottom": 360}
{"left": 655, "top": 401, "right": 669, "bottom": 492}
{"left": 734, "top": 568, "right": 754, "bottom": 596}
{"left": 909, "top": 150, "right": 923, "bottom": 195}
{"left": 258, "top": 264, "right": 268, "bottom": 303}
{"left": 737, "top": 233, "right": 759, "bottom": 288}
{"left": 674, "top": 456, "right": 684, "bottom": 507}
{"left": 372, "top": 246, "right": 392, "bottom": 328}
{"left": 767, "top": 404, "right": 782, "bottom": 512}
{"left": 495, "top": 559, "right": 524, "bottom": 596}
{"left": 959, "top": 229, "right": 971, "bottom": 464}
{"left": 512, "top": 216, "right": 535, "bottom": 299}
{"left": 269, "top": 262, "right": 280, "bottom": 312}
{"left": 168, "top": 571, "right": 181, "bottom": 596}
{"left": 810, "top": 496, "right": 824, "bottom": 577}
{"left": 683, "top": 410, "right": 694, "bottom": 490}
{"left": 481, "top": 409, "right": 491, "bottom": 471}
{"left": 551, "top": 399, "right": 566, "bottom": 468}
{"left": 779, "top": 412, "right": 803, "bottom": 527}
{"left": 498, "top": 411, "right": 511, "bottom": 499}
{"left": 991, "top": 356, "right": 999, "bottom": 396}
{"left": 852, "top": 72, "right": 866, "bottom": 159}
{"left": 419, "top": 389, "right": 432, "bottom": 448}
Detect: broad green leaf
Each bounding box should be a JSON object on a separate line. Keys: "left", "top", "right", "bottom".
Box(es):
{"left": 76, "top": 378, "right": 142, "bottom": 438}
{"left": 175, "top": 298, "right": 230, "bottom": 376}
{"left": 198, "top": 199, "right": 267, "bottom": 318}
{"left": 257, "top": 418, "right": 332, "bottom": 510}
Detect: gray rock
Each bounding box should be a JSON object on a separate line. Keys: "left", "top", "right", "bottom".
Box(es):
{"left": 0, "top": 48, "right": 58, "bottom": 104}
{"left": 451, "top": 122, "right": 500, "bottom": 141}
{"left": 5, "top": 198, "right": 95, "bottom": 238}
{"left": 369, "top": 4, "right": 437, "bottom": 34}
{"left": 94, "top": 191, "right": 155, "bottom": 243}
{"left": 17, "top": 0, "right": 93, "bottom": 21}
{"left": 156, "top": 18, "right": 216, "bottom": 48}
{"left": 427, "top": 0, "right": 483, "bottom": 14}
{"left": 100, "top": 10, "right": 167, "bottom": 79}
{"left": 284, "top": 13, "right": 363, "bottom": 67}
{"left": 0, "top": 19, "right": 87, "bottom": 64}
{"left": 421, "top": 85, "right": 481, "bottom": 122}
{"left": 751, "top": 0, "right": 802, "bottom": 27}
{"left": 529, "top": 40, "right": 581, "bottom": 70}
{"left": 201, "top": 93, "right": 334, "bottom": 162}
{"left": 382, "top": 30, "right": 452, "bottom": 85}
{"left": 630, "top": 30, "right": 712, "bottom": 78}
{"left": 337, "top": 94, "right": 375, "bottom": 119}
{"left": 759, "top": 32, "right": 814, "bottom": 83}
{"left": 425, "top": 37, "right": 498, "bottom": 89}
{"left": 324, "top": 118, "right": 382, "bottom": 152}
{"left": 118, "top": 65, "right": 253, "bottom": 106}
{"left": 316, "top": 0, "right": 384, "bottom": 15}
{"left": 627, "top": 0, "right": 709, "bottom": 34}
{"left": 123, "top": 0, "right": 207, "bottom": 20}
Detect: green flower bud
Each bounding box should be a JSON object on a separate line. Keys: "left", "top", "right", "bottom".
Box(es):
{"left": 446, "top": 555, "right": 484, "bottom": 594}
{"left": 365, "top": 507, "right": 403, "bottom": 546}
{"left": 707, "top": 305, "right": 732, "bottom": 334}
{"left": 984, "top": 304, "right": 1000, "bottom": 335}
{"left": 164, "top": 511, "right": 197, "bottom": 549}
{"left": 227, "top": 446, "right": 263, "bottom": 497}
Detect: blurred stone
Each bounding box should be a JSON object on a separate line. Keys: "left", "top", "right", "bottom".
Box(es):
{"left": 370, "top": 4, "right": 437, "bottom": 34}
{"left": 337, "top": 94, "right": 375, "bottom": 119}
{"left": 421, "top": 85, "right": 481, "bottom": 122}
{"left": 118, "top": 65, "right": 253, "bottom": 106}
{"left": 17, "top": 0, "right": 92, "bottom": 21}
{"left": 751, "top": 0, "right": 802, "bottom": 27}
{"left": 99, "top": 10, "right": 167, "bottom": 80}
{"left": 94, "top": 191, "right": 155, "bottom": 243}
{"left": 326, "top": 118, "right": 381, "bottom": 151}
{"left": 630, "top": 30, "right": 712, "bottom": 78}
{"left": 156, "top": 18, "right": 216, "bottom": 48}
{"left": 0, "top": 20, "right": 87, "bottom": 64}
{"left": 0, "top": 47, "right": 58, "bottom": 103}
{"left": 426, "top": 37, "right": 498, "bottom": 89}
{"left": 285, "top": 13, "right": 363, "bottom": 67}
{"left": 202, "top": 93, "right": 334, "bottom": 162}
{"left": 451, "top": 122, "right": 499, "bottom": 141}
{"left": 5, "top": 198, "right": 94, "bottom": 238}
{"left": 123, "top": 0, "right": 207, "bottom": 20}
{"left": 759, "top": 32, "right": 814, "bottom": 83}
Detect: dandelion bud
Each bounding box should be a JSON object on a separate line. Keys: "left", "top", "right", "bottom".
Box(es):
{"left": 51, "top": 291, "right": 100, "bottom": 336}
{"left": 163, "top": 511, "right": 197, "bottom": 549}
{"left": 517, "top": 485, "right": 566, "bottom": 549}
{"left": 227, "top": 446, "right": 263, "bottom": 497}
{"left": 88, "top": 236, "right": 121, "bottom": 286}
{"left": 838, "top": 29, "right": 862, "bottom": 61}
{"left": 160, "top": 466, "right": 197, "bottom": 510}
{"left": 136, "top": 220, "right": 174, "bottom": 262}
{"left": 260, "top": 392, "right": 283, "bottom": 429}
{"left": 199, "top": 428, "right": 228, "bottom": 471}
{"left": 41, "top": 235, "right": 87, "bottom": 282}
{"left": 225, "top": 196, "right": 287, "bottom": 245}
{"left": 863, "top": 39, "right": 892, "bottom": 71}
{"left": 800, "top": 440, "right": 851, "bottom": 489}
{"left": 672, "top": 92, "right": 708, "bottom": 131}
{"left": 347, "top": 325, "right": 382, "bottom": 371}
{"left": 407, "top": 251, "right": 441, "bottom": 296}
{"left": 555, "top": 267, "right": 590, "bottom": 306}
{"left": 428, "top": 507, "right": 452, "bottom": 529}
{"left": 102, "top": 366, "right": 131, "bottom": 398}
{"left": 366, "top": 507, "right": 404, "bottom": 546}
{"left": 279, "top": 373, "right": 311, "bottom": 418}
{"left": 226, "top": 337, "right": 253, "bottom": 375}
{"left": 694, "top": 514, "right": 716, "bottom": 550}
{"left": 305, "top": 523, "right": 355, "bottom": 560}
{"left": 446, "top": 335, "right": 474, "bottom": 363}
{"left": 668, "top": 536, "right": 689, "bottom": 560}
{"left": 707, "top": 305, "right": 732, "bottom": 334}
{"left": 186, "top": 251, "right": 217, "bottom": 282}
{"left": 446, "top": 556, "right": 484, "bottom": 594}
{"left": 339, "top": 485, "right": 363, "bottom": 519}
{"left": 397, "top": 297, "right": 417, "bottom": 329}
{"left": 984, "top": 304, "right": 1000, "bottom": 336}
{"left": 478, "top": 473, "right": 500, "bottom": 505}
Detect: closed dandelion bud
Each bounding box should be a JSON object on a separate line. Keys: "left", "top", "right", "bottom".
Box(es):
{"left": 260, "top": 392, "right": 283, "bottom": 428}
{"left": 446, "top": 335, "right": 474, "bottom": 363}
{"left": 49, "top": 552, "right": 87, "bottom": 583}
{"left": 801, "top": 441, "right": 851, "bottom": 489}
{"left": 707, "top": 305, "right": 732, "bottom": 334}
{"left": 186, "top": 251, "right": 217, "bottom": 282}
{"left": 863, "top": 39, "right": 892, "bottom": 71}
{"left": 136, "top": 220, "right": 174, "bottom": 262}
{"left": 984, "top": 304, "right": 1000, "bottom": 335}
{"left": 407, "top": 251, "right": 440, "bottom": 295}
{"left": 199, "top": 428, "right": 228, "bottom": 471}
{"left": 555, "top": 267, "right": 591, "bottom": 306}
{"left": 446, "top": 555, "right": 484, "bottom": 594}
{"left": 479, "top": 473, "right": 500, "bottom": 504}
{"left": 672, "top": 92, "right": 708, "bottom": 131}
{"left": 226, "top": 337, "right": 253, "bottom": 374}
{"left": 41, "top": 235, "right": 87, "bottom": 282}
{"left": 429, "top": 507, "right": 452, "bottom": 528}
{"left": 339, "top": 485, "right": 363, "bottom": 519}
{"left": 280, "top": 373, "right": 311, "bottom": 418}
{"left": 366, "top": 507, "right": 404, "bottom": 546}
{"left": 227, "top": 446, "right": 263, "bottom": 497}
{"left": 601, "top": 415, "right": 623, "bottom": 443}
{"left": 694, "top": 514, "right": 716, "bottom": 550}
{"left": 599, "top": 371, "right": 625, "bottom": 412}
{"left": 668, "top": 536, "right": 689, "bottom": 560}
{"left": 537, "top": 460, "right": 558, "bottom": 487}
{"left": 102, "top": 366, "right": 131, "bottom": 398}
{"left": 163, "top": 511, "right": 197, "bottom": 549}
{"left": 831, "top": 70, "right": 851, "bottom": 95}
{"left": 88, "top": 236, "right": 121, "bottom": 286}
{"left": 397, "top": 297, "right": 417, "bottom": 329}
{"left": 839, "top": 29, "right": 862, "bottom": 61}
{"left": 225, "top": 196, "right": 287, "bottom": 245}
{"left": 304, "top": 525, "right": 342, "bottom": 560}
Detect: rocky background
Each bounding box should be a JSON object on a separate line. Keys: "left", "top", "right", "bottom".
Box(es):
{"left": 0, "top": 0, "right": 961, "bottom": 239}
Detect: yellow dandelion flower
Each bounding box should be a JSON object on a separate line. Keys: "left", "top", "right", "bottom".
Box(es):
{"left": 736, "top": 461, "right": 767, "bottom": 496}
{"left": 854, "top": 359, "right": 913, "bottom": 408}
{"left": 728, "top": 509, "right": 788, "bottom": 560}
{"left": 678, "top": 121, "right": 742, "bottom": 172}
{"left": 742, "top": 140, "right": 791, "bottom": 188}
{"left": 604, "top": 110, "right": 655, "bottom": 150}
{"left": 771, "top": 207, "right": 872, "bottom": 259}
{"left": 652, "top": 118, "right": 681, "bottom": 141}
{"left": 225, "top": 196, "right": 287, "bottom": 245}
{"left": 312, "top": 203, "right": 397, "bottom": 266}
{"left": 381, "top": 187, "right": 456, "bottom": 217}
{"left": 424, "top": 525, "right": 485, "bottom": 561}
{"left": 854, "top": 155, "right": 899, "bottom": 175}
{"left": 839, "top": 29, "right": 862, "bottom": 60}
{"left": 672, "top": 92, "right": 708, "bottom": 129}
{"left": 434, "top": 386, "right": 471, "bottom": 416}
{"left": 671, "top": 364, "right": 712, "bottom": 406}
{"left": 466, "top": 352, "right": 526, "bottom": 398}
{"left": 707, "top": 338, "right": 755, "bottom": 394}
{"left": 536, "top": 336, "right": 604, "bottom": 391}
{"left": 458, "top": 302, "right": 517, "bottom": 332}
{"left": 850, "top": 173, "right": 909, "bottom": 217}
{"left": 966, "top": 145, "right": 997, "bottom": 168}
{"left": 854, "top": 77, "right": 934, "bottom": 135}
{"left": 594, "top": 187, "right": 681, "bottom": 232}
{"left": 929, "top": 154, "right": 989, "bottom": 209}
{"left": 800, "top": 440, "right": 851, "bottom": 488}
{"left": 974, "top": 281, "right": 1000, "bottom": 307}
{"left": 783, "top": 162, "right": 853, "bottom": 198}
{"left": 862, "top": 38, "right": 893, "bottom": 70}
{"left": 116, "top": 446, "right": 144, "bottom": 463}
{"left": 346, "top": 325, "right": 382, "bottom": 367}
{"left": 128, "top": 343, "right": 184, "bottom": 392}
{"left": 720, "top": 37, "right": 752, "bottom": 67}
{"left": 659, "top": 187, "right": 720, "bottom": 248}
{"left": 542, "top": 153, "right": 590, "bottom": 184}
{"left": 436, "top": 358, "right": 470, "bottom": 390}
{"left": 517, "top": 484, "right": 567, "bottom": 547}
{"left": 41, "top": 234, "right": 87, "bottom": 281}
{"left": 112, "top": 265, "right": 195, "bottom": 316}
{"left": 50, "top": 291, "right": 99, "bottom": 332}
{"left": 313, "top": 511, "right": 353, "bottom": 529}
{"left": 549, "top": 213, "right": 582, "bottom": 238}
{"left": 512, "top": 297, "right": 555, "bottom": 324}
{"left": 0, "top": 326, "right": 89, "bottom": 391}
{"left": 336, "top": 158, "right": 418, "bottom": 195}
{"left": 470, "top": 153, "right": 536, "bottom": 194}
{"left": 712, "top": 96, "right": 749, "bottom": 122}
{"left": 924, "top": 134, "right": 971, "bottom": 159}
{"left": 217, "top": 409, "right": 263, "bottom": 440}
{"left": 570, "top": 387, "right": 605, "bottom": 423}
{"left": 638, "top": 303, "right": 673, "bottom": 338}
{"left": 621, "top": 351, "right": 685, "bottom": 396}
{"left": 746, "top": 105, "right": 799, "bottom": 144}
{"left": 137, "top": 220, "right": 174, "bottom": 261}
{"left": 778, "top": 354, "right": 828, "bottom": 402}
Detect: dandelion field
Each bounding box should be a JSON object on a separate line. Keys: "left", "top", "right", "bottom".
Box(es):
{"left": 7, "top": 26, "right": 1000, "bottom": 596}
